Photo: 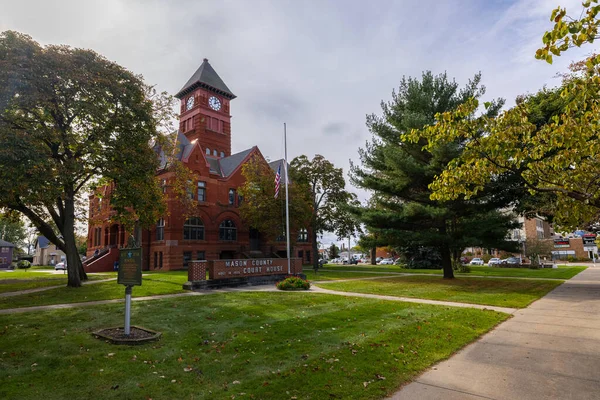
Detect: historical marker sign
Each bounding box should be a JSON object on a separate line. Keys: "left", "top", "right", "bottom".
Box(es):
{"left": 118, "top": 248, "right": 142, "bottom": 286}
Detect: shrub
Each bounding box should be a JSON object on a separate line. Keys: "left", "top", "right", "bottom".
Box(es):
{"left": 481, "top": 254, "right": 492, "bottom": 263}
{"left": 402, "top": 247, "right": 442, "bottom": 269}
{"left": 276, "top": 276, "right": 310, "bottom": 291}
{"left": 16, "top": 260, "right": 31, "bottom": 269}
{"left": 453, "top": 262, "right": 471, "bottom": 273}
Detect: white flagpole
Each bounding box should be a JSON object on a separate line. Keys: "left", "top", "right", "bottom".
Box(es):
{"left": 284, "top": 123, "right": 291, "bottom": 274}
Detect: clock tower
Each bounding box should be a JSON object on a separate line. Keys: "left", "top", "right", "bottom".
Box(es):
{"left": 175, "top": 58, "right": 236, "bottom": 158}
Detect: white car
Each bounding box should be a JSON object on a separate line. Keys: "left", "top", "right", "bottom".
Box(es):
{"left": 469, "top": 258, "right": 484, "bottom": 265}
{"left": 54, "top": 262, "right": 67, "bottom": 270}
{"left": 378, "top": 258, "right": 394, "bottom": 265}
{"left": 488, "top": 258, "right": 501, "bottom": 266}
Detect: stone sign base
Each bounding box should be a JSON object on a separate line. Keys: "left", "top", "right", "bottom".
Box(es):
{"left": 183, "top": 258, "right": 305, "bottom": 290}
{"left": 183, "top": 273, "right": 306, "bottom": 290}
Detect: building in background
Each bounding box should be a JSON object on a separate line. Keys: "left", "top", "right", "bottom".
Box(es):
{"left": 0, "top": 239, "right": 15, "bottom": 268}
{"left": 32, "top": 236, "right": 66, "bottom": 266}
{"left": 86, "top": 59, "right": 312, "bottom": 271}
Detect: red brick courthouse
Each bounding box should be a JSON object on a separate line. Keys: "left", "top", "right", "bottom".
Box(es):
{"left": 86, "top": 59, "right": 312, "bottom": 272}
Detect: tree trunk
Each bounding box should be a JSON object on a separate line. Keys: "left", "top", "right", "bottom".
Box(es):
{"left": 63, "top": 197, "right": 87, "bottom": 287}
{"left": 371, "top": 246, "right": 376, "bottom": 265}
{"left": 441, "top": 244, "right": 454, "bottom": 279}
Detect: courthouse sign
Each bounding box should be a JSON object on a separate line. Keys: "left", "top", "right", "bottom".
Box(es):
{"left": 209, "top": 258, "right": 302, "bottom": 280}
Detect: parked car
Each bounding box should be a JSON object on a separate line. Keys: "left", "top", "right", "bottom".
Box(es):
{"left": 378, "top": 258, "right": 394, "bottom": 265}
{"left": 469, "top": 257, "right": 484, "bottom": 265}
{"left": 501, "top": 257, "right": 522, "bottom": 265}
{"left": 318, "top": 258, "right": 327, "bottom": 266}
{"left": 54, "top": 262, "right": 66, "bottom": 271}
{"left": 488, "top": 258, "right": 502, "bottom": 266}
{"left": 376, "top": 257, "right": 383, "bottom": 263}
{"left": 460, "top": 256, "right": 469, "bottom": 264}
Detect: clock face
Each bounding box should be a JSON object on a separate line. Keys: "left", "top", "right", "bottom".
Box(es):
{"left": 186, "top": 96, "right": 194, "bottom": 110}
{"left": 209, "top": 96, "right": 222, "bottom": 111}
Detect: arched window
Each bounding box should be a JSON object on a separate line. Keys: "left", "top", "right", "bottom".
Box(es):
{"left": 213, "top": 149, "right": 218, "bottom": 156}
{"left": 183, "top": 217, "right": 204, "bottom": 240}
{"left": 220, "top": 151, "right": 225, "bottom": 158}
{"left": 156, "top": 218, "right": 165, "bottom": 241}
{"left": 228, "top": 189, "right": 235, "bottom": 205}
{"left": 206, "top": 148, "right": 210, "bottom": 155}
{"left": 298, "top": 228, "right": 308, "bottom": 242}
{"left": 219, "top": 219, "right": 237, "bottom": 241}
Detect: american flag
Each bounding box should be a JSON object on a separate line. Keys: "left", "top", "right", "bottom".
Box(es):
{"left": 274, "top": 162, "right": 281, "bottom": 199}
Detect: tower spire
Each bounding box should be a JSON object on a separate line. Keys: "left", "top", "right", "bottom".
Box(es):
{"left": 175, "top": 59, "right": 235, "bottom": 99}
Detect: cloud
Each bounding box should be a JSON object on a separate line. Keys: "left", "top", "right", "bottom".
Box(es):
{"left": 322, "top": 122, "right": 346, "bottom": 136}
{"left": 0, "top": 0, "right": 592, "bottom": 218}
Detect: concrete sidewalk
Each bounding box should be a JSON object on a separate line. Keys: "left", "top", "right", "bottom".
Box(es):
{"left": 389, "top": 268, "right": 600, "bottom": 400}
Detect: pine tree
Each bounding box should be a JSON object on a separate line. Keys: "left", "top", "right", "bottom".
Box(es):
{"left": 351, "top": 72, "right": 519, "bottom": 279}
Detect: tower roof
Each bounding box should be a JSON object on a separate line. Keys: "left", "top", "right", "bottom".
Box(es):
{"left": 175, "top": 58, "right": 236, "bottom": 99}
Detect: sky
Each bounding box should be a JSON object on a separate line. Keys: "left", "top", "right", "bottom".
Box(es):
{"left": 0, "top": 0, "right": 590, "bottom": 248}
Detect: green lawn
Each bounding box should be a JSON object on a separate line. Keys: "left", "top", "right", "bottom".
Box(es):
{"left": 318, "top": 264, "right": 406, "bottom": 273}
{"left": 318, "top": 275, "right": 562, "bottom": 308}
{"left": 0, "top": 273, "right": 117, "bottom": 294}
{"left": 303, "top": 270, "right": 399, "bottom": 281}
{"left": 0, "top": 292, "right": 508, "bottom": 400}
{"left": 0, "top": 270, "right": 72, "bottom": 280}
{"left": 0, "top": 275, "right": 184, "bottom": 310}
{"left": 316, "top": 264, "right": 586, "bottom": 280}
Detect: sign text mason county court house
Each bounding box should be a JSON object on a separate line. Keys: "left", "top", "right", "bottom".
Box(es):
{"left": 85, "top": 59, "right": 312, "bottom": 272}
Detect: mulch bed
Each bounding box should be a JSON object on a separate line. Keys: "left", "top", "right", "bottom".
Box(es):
{"left": 99, "top": 327, "right": 156, "bottom": 340}
{"left": 93, "top": 326, "right": 161, "bottom": 345}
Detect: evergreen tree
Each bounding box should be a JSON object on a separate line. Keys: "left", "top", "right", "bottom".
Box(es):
{"left": 351, "top": 71, "right": 519, "bottom": 279}
{"left": 328, "top": 243, "right": 339, "bottom": 259}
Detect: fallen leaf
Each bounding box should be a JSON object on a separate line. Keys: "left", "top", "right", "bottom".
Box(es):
{"left": 232, "top": 380, "right": 240, "bottom": 384}
{"left": 184, "top": 367, "right": 193, "bottom": 372}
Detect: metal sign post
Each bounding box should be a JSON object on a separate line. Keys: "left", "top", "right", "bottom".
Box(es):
{"left": 124, "top": 285, "right": 132, "bottom": 335}
{"left": 118, "top": 247, "right": 142, "bottom": 337}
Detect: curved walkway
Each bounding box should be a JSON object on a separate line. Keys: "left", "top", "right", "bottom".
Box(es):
{"left": 388, "top": 267, "right": 600, "bottom": 400}
{"left": 310, "top": 285, "right": 517, "bottom": 314}
{"left": 0, "top": 277, "right": 518, "bottom": 315}
{"left": 305, "top": 268, "right": 568, "bottom": 281}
